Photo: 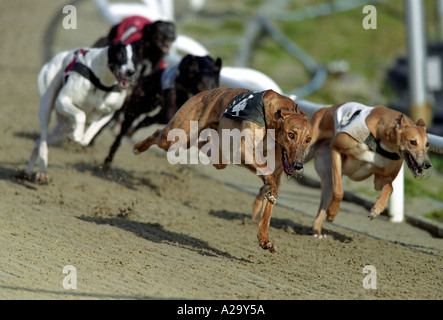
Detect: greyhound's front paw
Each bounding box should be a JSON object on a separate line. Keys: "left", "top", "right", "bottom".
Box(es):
{"left": 312, "top": 227, "right": 327, "bottom": 239}
{"left": 313, "top": 233, "right": 327, "bottom": 239}
{"left": 368, "top": 209, "right": 378, "bottom": 220}
{"left": 257, "top": 233, "right": 277, "bottom": 253}
{"left": 266, "top": 193, "right": 277, "bottom": 204}
{"left": 132, "top": 140, "right": 145, "bottom": 155}
{"left": 259, "top": 240, "right": 277, "bottom": 253}
{"left": 36, "top": 172, "right": 51, "bottom": 184}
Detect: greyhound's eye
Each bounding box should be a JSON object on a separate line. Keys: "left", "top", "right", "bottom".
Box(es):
{"left": 306, "top": 137, "right": 312, "bottom": 144}
{"left": 426, "top": 141, "right": 430, "bottom": 147}
{"left": 117, "top": 51, "right": 125, "bottom": 61}
{"left": 410, "top": 140, "right": 417, "bottom": 146}
{"left": 288, "top": 132, "right": 295, "bottom": 139}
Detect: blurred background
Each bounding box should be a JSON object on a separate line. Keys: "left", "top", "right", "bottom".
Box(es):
{"left": 48, "top": 1, "right": 443, "bottom": 127}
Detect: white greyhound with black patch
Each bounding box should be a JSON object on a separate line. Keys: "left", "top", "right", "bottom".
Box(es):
{"left": 24, "top": 42, "right": 139, "bottom": 183}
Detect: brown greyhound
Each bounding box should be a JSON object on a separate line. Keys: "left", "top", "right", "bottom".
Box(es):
{"left": 304, "top": 102, "right": 432, "bottom": 237}
{"left": 133, "top": 87, "right": 312, "bottom": 252}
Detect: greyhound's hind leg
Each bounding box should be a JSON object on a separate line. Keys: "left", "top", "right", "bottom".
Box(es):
{"left": 312, "top": 143, "right": 333, "bottom": 238}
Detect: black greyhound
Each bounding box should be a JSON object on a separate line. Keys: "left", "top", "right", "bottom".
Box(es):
{"left": 102, "top": 54, "right": 222, "bottom": 171}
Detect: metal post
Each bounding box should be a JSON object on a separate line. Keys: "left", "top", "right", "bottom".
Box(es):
{"left": 438, "top": 0, "right": 443, "bottom": 40}
{"left": 389, "top": 1, "right": 430, "bottom": 222}
{"left": 405, "top": 0, "right": 432, "bottom": 124}
{"left": 389, "top": 164, "right": 405, "bottom": 222}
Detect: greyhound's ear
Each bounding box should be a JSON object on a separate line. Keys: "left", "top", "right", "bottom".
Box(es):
{"left": 416, "top": 118, "right": 426, "bottom": 127}
{"left": 141, "top": 23, "right": 152, "bottom": 38}
{"left": 293, "top": 103, "right": 305, "bottom": 115}
{"left": 215, "top": 58, "right": 222, "bottom": 72}
{"left": 275, "top": 109, "right": 293, "bottom": 120}
{"left": 396, "top": 114, "right": 404, "bottom": 130}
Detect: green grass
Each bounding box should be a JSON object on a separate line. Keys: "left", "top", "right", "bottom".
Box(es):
{"left": 403, "top": 156, "right": 443, "bottom": 207}
{"left": 425, "top": 210, "right": 443, "bottom": 223}
{"left": 404, "top": 173, "right": 443, "bottom": 202}
{"left": 429, "top": 154, "right": 443, "bottom": 172}
{"left": 403, "top": 154, "right": 443, "bottom": 202}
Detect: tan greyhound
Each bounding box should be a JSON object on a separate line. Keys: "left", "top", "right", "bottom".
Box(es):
{"left": 305, "top": 102, "right": 432, "bottom": 237}
{"left": 133, "top": 87, "right": 312, "bottom": 252}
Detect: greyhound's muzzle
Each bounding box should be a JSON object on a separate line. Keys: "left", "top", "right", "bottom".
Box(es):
{"left": 282, "top": 148, "right": 304, "bottom": 176}
{"left": 403, "top": 150, "right": 432, "bottom": 178}
{"left": 116, "top": 68, "right": 135, "bottom": 89}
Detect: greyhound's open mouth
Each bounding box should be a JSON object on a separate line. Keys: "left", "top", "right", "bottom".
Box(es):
{"left": 160, "top": 40, "right": 173, "bottom": 54}
{"left": 282, "top": 148, "right": 294, "bottom": 175}
{"left": 116, "top": 72, "right": 132, "bottom": 89}
{"left": 403, "top": 150, "right": 427, "bottom": 177}
{"left": 282, "top": 148, "right": 303, "bottom": 177}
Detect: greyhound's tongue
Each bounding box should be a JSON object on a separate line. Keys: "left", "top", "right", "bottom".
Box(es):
{"left": 282, "top": 149, "right": 294, "bottom": 175}
{"left": 119, "top": 78, "right": 130, "bottom": 88}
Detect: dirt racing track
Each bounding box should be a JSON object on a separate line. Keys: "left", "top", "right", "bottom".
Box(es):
{"left": 0, "top": 0, "right": 441, "bottom": 300}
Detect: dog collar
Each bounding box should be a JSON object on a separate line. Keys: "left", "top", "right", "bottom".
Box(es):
{"left": 64, "top": 50, "right": 121, "bottom": 92}
{"left": 364, "top": 133, "right": 401, "bottom": 161}
{"left": 68, "top": 63, "right": 121, "bottom": 92}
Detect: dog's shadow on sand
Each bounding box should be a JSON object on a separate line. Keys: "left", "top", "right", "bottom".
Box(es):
{"left": 14, "top": 131, "right": 40, "bottom": 142}
{"left": 70, "top": 161, "right": 162, "bottom": 194}
{"left": 77, "top": 216, "right": 252, "bottom": 263}
{"left": 0, "top": 164, "right": 43, "bottom": 190}
{"left": 209, "top": 210, "right": 353, "bottom": 243}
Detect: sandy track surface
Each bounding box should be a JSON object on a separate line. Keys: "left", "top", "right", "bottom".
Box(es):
{"left": 0, "top": 0, "right": 441, "bottom": 300}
